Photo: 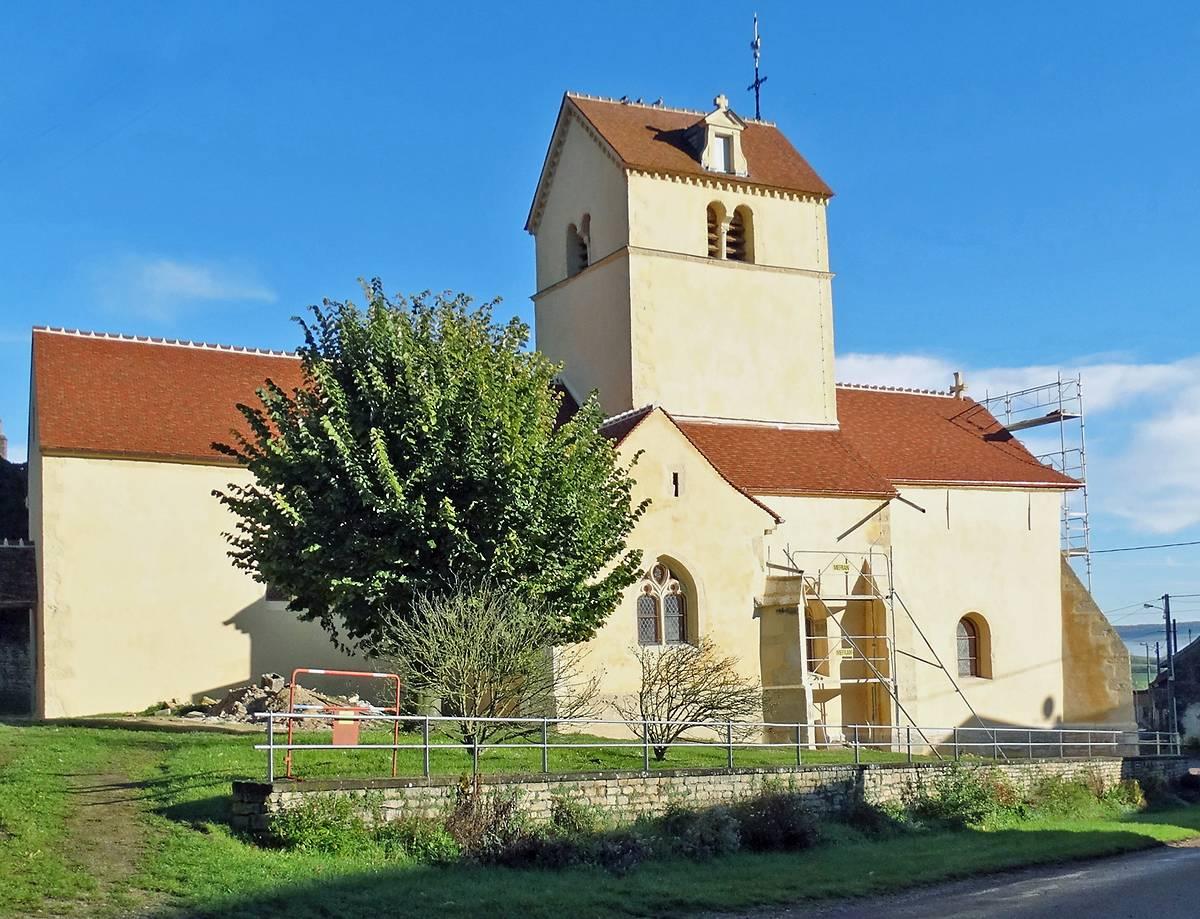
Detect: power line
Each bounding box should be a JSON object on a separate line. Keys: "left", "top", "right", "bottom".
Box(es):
{"left": 1102, "top": 599, "right": 1158, "bottom": 617}
{"left": 1091, "top": 540, "right": 1200, "bottom": 555}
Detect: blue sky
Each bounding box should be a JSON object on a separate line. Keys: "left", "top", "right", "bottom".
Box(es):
{"left": 1, "top": 2, "right": 1198, "bottom": 625}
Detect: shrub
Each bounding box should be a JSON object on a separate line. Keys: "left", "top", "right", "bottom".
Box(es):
{"left": 734, "top": 791, "right": 818, "bottom": 852}
{"left": 1026, "top": 774, "right": 1099, "bottom": 816}
{"left": 550, "top": 795, "right": 602, "bottom": 836}
{"left": 674, "top": 806, "right": 741, "bottom": 860}
{"left": 494, "top": 827, "right": 586, "bottom": 870}
{"left": 906, "top": 766, "right": 1018, "bottom": 828}
{"left": 494, "top": 822, "right": 654, "bottom": 874}
{"left": 1107, "top": 778, "right": 1147, "bottom": 810}
{"left": 1140, "top": 773, "right": 1187, "bottom": 809}
{"left": 268, "top": 794, "right": 375, "bottom": 853}
{"left": 592, "top": 827, "right": 652, "bottom": 875}
{"left": 445, "top": 779, "right": 530, "bottom": 861}
{"left": 376, "top": 818, "right": 461, "bottom": 864}
{"left": 842, "top": 801, "right": 908, "bottom": 839}
{"left": 1177, "top": 770, "right": 1200, "bottom": 803}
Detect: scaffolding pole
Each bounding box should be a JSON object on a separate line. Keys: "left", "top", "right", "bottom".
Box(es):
{"left": 982, "top": 374, "right": 1092, "bottom": 590}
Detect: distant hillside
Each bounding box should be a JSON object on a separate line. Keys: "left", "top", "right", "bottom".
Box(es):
{"left": 1116, "top": 622, "right": 1200, "bottom": 658}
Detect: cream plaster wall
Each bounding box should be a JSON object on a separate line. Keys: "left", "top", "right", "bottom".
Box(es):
{"left": 578, "top": 411, "right": 776, "bottom": 728}
{"left": 534, "top": 254, "right": 633, "bottom": 417}
{"left": 889, "top": 486, "right": 1067, "bottom": 730}
{"left": 533, "top": 117, "right": 837, "bottom": 426}
{"left": 626, "top": 173, "right": 829, "bottom": 271}
{"left": 626, "top": 251, "right": 837, "bottom": 425}
{"left": 33, "top": 455, "right": 360, "bottom": 718}
{"left": 533, "top": 113, "right": 629, "bottom": 291}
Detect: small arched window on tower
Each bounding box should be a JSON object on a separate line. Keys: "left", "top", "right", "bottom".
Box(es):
{"left": 726, "top": 206, "right": 753, "bottom": 263}
{"left": 566, "top": 218, "right": 589, "bottom": 278}
{"left": 706, "top": 203, "right": 724, "bottom": 258}
{"left": 637, "top": 560, "right": 693, "bottom": 645}
{"left": 956, "top": 615, "right": 993, "bottom": 678}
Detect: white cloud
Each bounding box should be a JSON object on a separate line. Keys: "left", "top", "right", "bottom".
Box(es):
{"left": 96, "top": 255, "right": 277, "bottom": 320}
{"left": 836, "top": 351, "right": 1200, "bottom": 536}
{"left": 4, "top": 441, "right": 26, "bottom": 464}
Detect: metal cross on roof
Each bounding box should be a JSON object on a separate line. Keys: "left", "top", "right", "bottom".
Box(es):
{"left": 747, "top": 13, "right": 768, "bottom": 120}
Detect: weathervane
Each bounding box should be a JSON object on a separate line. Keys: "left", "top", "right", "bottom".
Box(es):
{"left": 747, "top": 12, "right": 767, "bottom": 120}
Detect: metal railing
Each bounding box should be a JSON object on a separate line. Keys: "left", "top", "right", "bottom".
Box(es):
{"left": 253, "top": 712, "right": 1180, "bottom": 782}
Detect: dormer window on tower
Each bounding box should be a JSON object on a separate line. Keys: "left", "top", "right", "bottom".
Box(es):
{"left": 687, "top": 94, "right": 749, "bottom": 177}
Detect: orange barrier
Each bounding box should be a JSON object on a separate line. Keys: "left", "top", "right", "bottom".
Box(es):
{"left": 284, "top": 668, "right": 403, "bottom": 778}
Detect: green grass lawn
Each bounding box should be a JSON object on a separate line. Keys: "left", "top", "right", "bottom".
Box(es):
{"left": 2, "top": 721, "right": 1199, "bottom": 919}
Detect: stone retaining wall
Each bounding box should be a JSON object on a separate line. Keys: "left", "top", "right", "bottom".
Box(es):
{"left": 231, "top": 756, "right": 1198, "bottom": 834}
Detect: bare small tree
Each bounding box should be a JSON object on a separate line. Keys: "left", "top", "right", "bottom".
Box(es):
{"left": 369, "top": 582, "right": 601, "bottom": 748}
{"left": 614, "top": 638, "right": 761, "bottom": 760}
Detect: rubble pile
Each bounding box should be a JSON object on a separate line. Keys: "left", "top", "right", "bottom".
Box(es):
{"left": 143, "top": 673, "right": 363, "bottom": 728}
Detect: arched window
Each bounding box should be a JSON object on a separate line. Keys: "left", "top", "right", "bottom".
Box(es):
{"left": 637, "top": 560, "right": 692, "bottom": 645}
{"left": 706, "top": 204, "right": 723, "bottom": 258}
{"left": 566, "top": 220, "right": 589, "bottom": 278}
{"left": 804, "top": 612, "right": 818, "bottom": 673}
{"left": 726, "top": 206, "right": 753, "bottom": 263}
{"left": 957, "top": 617, "right": 979, "bottom": 677}
{"left": 637, "top": 593, "right": 660, "bottom": 645}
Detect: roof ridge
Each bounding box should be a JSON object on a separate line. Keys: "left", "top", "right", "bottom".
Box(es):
{"left": 836, "top": 381, "right": 954, "bottom": 398}
{"left": 566, "top": 91, "right": 778, "bottom": 127}
{"left": 600, "top": 403, "right": 657, "bottom": 427}
{"left": 33, "top": 326, "right": 297, "bottom": 359}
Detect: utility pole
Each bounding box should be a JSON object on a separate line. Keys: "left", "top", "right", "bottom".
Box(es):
{"left": 1141, "top": 641, "right": 1153, "bottom": 687}
{"left": 1165, "top": 594, "right": 1178, "bottom": 737}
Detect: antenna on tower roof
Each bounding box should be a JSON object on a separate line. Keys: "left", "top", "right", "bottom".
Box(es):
{"left": 747, "top": 12, "right": 767, "bottom": 120}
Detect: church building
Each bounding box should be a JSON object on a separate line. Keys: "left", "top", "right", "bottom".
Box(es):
{"left": 527, "top": 92, "right": 1133, "bottom": 738}
{"left": 8, "top": 91, "right": 1133, "bottom": 738}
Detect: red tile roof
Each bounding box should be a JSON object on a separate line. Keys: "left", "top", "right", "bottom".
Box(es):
{"left": 32, "top": 330, "right": 1078, "bottom": 496}
{"left": 676, "top": 421, "right": 896, "bottom": 498}
{"left": 551, "top": 94, "right": 833, "bottom": 201}
{"left": 618, "top": 391, "right": 1077, "bottom": 500}
{"left": 598, "top": 405, "right": 656, "bottom": 444}
{"left": 600, "top": 406, "right": 783, "bottom": 522}
{"left": 32, "top": 328, "right": 304, "bottom": 465}
{"left": 835, "top": 386, "right": 1079, "bottom": 489}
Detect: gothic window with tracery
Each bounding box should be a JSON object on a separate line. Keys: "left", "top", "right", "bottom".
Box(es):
{"left": 637, "top": 561, "right": 690, "bottom": 645}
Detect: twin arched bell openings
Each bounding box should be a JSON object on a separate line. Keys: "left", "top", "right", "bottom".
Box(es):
{"left": 706, "top": 202, "right": 754, "bottom": 263}
{"left": 636, "top": 558, "right": 697, "bottom": 646}
{"left": 566, "top": 213, "right": 591, "bottom": 278}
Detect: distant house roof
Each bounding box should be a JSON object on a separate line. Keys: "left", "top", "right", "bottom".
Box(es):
{"left": 0, "top": 544, "right": 35, "bottom": 608}
{"left": 528, "top": 94, "right": 833, "bottom": 231}
{"left": 33, "top": 328, "right": 304, "bottom": 465}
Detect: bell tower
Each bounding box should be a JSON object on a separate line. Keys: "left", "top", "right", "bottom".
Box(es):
{"left": 528, "top": 93, "right": 838, "bottom": 428}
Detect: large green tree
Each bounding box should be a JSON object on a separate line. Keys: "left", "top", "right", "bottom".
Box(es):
{"left": 214, "top": 281, "right": 646, "bottom": 650}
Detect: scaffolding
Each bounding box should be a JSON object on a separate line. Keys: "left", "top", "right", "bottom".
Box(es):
{"left": 762, "top": 544, "right": 1006, "bottom": 758}
{"left": 981, "top": 374, "right": 1092, "bottom": 590}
